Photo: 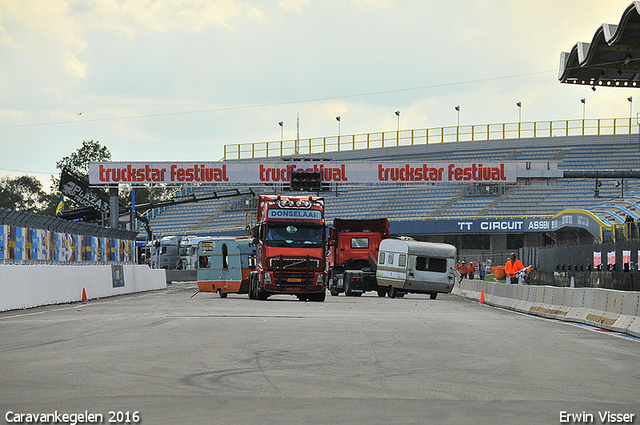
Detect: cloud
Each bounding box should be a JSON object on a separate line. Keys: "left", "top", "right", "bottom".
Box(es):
{"left": 0, "top": 0, "right": 245, "bottom": 78}
{"left": 71, "top": 0, "right": 245, "bottom": 34}
{"left": 278, "top": 0, "right": 310, "bottom": 13}
{"left": 246, "top": 7, "right": 266, "bottom": 21}
{"left": 353, "top": 0, "right": 390, "bottom": 11}
{"left": 2, "top": 0, "right": 639, "bottom": 181}
{"left": 0, "top": 6, "right": 15, "bottom": 46}
{"left": 66, "top": 54, "right": 87, "bottom": 78}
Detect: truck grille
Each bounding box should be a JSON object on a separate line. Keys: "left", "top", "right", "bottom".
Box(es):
{"left": 268, "top": 257, "right": 320, "bottom": 270}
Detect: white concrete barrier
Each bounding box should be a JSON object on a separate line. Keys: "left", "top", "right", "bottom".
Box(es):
{"left": 0, "top": 264, "right": 166, "bottom": 311}
{"left": 453, "top": 279, "right": 640, "bottom": 338}
{"left": 612, "top": 291, "right": 640, "bottom": 334}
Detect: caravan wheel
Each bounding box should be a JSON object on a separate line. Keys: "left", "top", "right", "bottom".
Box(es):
{"left": 388, "top": 286, "right": 397, "bottom": 298}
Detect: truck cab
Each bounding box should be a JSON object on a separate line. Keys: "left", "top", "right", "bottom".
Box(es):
{"left": 327, "top": 218, "right": 389, "bottom": 296}
{"left": 249, "top": 195, "right": 327, "bottom": 301}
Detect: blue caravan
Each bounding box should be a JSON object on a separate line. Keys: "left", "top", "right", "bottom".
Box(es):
{"left": 196, "top": 237, "right": 256, "bottom": 298}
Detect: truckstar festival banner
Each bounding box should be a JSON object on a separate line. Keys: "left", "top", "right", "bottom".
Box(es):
{"left": 89, "top": 161, "right": 541, "bottom": 185}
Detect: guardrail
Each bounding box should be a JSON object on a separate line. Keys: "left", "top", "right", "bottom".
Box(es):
{"left": 224, "top": 117, "right": 640, "bottom": 160}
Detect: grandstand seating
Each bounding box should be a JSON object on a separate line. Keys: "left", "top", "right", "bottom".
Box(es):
{"left": 145, "top": 134, "right": 640, "bottom": 237}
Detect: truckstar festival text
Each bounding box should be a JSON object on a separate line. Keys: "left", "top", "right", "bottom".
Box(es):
{"left": 89, "top": 161, "right": 527, "bottom": 185}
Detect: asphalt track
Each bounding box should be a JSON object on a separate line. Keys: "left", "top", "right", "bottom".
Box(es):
{"left": 1, "top": 282, "right": 639, "bottom": 425}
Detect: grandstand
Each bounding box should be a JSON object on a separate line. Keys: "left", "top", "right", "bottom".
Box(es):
{"left": 143, "top": 133, "right": 640, "bottom": 253}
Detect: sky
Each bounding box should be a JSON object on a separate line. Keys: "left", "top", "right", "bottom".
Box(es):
{"left": 1, "top": 0, "right": 639, "bottom": 191}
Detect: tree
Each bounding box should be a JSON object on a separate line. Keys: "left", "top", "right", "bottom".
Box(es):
{"left": 53, "top": 140, "right": 172, "bottom": 217}
{"left": 0, "top": 175, "right": 47, "bottom": 212}
{"left": 2, "top": 139, "right": 173, "bottom": 218}
{"left": 56, "top": 139, "right": 111, "bottom": 177}
{"left": 49, "top": 140, "right": 112, "bottom": 213}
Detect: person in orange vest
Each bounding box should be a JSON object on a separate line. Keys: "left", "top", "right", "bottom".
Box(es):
{"left": 505, "top": 252, "right": 525, "bottom": 284}
{"left": 468, "top": 261, "right": 476, "bottom": 279}
{"left": 457, "top": 261, "right": 469, "bottom": 279}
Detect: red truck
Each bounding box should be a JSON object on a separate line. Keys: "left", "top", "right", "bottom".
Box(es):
{"left": 248, "top": 195, "right": 327, "bottom": 301}
{"left": 327, "top": 218, "right": 389, "bottom": 297}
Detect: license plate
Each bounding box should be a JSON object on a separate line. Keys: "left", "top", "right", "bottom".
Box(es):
{"left": 288, "top": 278, "right": 302, "bottom": 282}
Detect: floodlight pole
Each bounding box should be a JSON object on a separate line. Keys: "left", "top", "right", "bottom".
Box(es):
{"left": 628, "top": 96, "right": 633, "bottom": 143}
{"left": 336, "top": 116, "right": 341, "bottom": 150}
{"left": 516, "top": 102, "right": 522, "bottom": 138}
{"left": 395, "top": 110, "right": 400, "bottom": 145}
{"left": 581, "top": 98, "right": 586, "bottom": 135}
{"left": 296, "top": 113, "right": 300, "bottom": 155}
{"left": 109, "top": 185, "right": 119, "bottom": 229}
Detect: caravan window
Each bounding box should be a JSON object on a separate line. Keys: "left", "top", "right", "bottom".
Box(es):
{"left": 378, "top": 252, "right": 385, "bottom": 264}
{"left": 415, "top": 256, "right": 448, "bottom": 273}
{"left": 388, "top": 253, "right": 394, "bottom": 264}
{"left": 398, "top": 254, "right": 406, "bottom": 268}
{"left": 222, "top": 244, "right": 229, "bottom": 269}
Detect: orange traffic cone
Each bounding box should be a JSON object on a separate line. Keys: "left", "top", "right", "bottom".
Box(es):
{"left": 82, "top": 288, "right": 88, "bottom": 303}
{"left": 479, "top": 290, "right": 485, "bottom": 303}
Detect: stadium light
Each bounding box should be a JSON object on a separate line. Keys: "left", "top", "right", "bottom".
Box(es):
{"left": 395, "top": 110, "right": 400, "bottom": 133}
{"left": 279, "top": 121, "right": 283, "bottom": 142}
{"left": 455, "top": 105, "right": 460, "bottom": 126}
{"left": 581, "top": 98, "right": 586, "bottom": 121}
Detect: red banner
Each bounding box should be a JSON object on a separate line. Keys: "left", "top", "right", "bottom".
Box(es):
{"left": 88, "top": 161, "right": 542, "bottom": 185}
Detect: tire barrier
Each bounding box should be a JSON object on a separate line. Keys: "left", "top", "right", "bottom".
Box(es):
{"left": 453, "top": 280, "right": 640, "bottom": 338}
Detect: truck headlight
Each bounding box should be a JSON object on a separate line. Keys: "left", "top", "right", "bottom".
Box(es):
{"left": 264, "top": 272, "right": 271, "bottom": 284}
{"left": 316, "top": 273, "right": 324, "bottom": 286}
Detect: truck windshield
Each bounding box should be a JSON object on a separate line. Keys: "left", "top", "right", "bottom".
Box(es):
{"left": 265, "top": 223, "right": 324, "bottom": 247}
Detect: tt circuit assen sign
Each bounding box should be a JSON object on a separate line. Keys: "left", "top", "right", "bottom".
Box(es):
{"left": 88, "top": 161, "right": 542, "bottom": 185}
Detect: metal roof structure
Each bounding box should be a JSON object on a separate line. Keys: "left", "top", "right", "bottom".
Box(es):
{"left": 559, "top": 2, "right": 640, "bottom": 88}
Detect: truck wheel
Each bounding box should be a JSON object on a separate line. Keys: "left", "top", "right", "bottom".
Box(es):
{"left": 342, "top": 272, "right": 356, "bottom": 297}
{"left": 218, "top": 289, "right": 228, "bottom": 299}
{"left": 256, "top": 288, "right": 269, "bottom": 300}
{"left": 388, "top": 286, "right": 397, "bottom": 298}
{"left": 377, "top": 287, "right": 387, "bottom": 297}
{"left": 430, "top": 292, "right": 438, "bottom": 300}
{"left": 248, "top": 274, "right": 256, "bottom": 299}
{"left": 329, "top": 279, "right": 339, "bottom": 296}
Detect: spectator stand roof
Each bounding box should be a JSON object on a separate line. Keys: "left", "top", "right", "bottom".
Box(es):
{"left": 559, "top": 2, "right": 640, "bottom": 88}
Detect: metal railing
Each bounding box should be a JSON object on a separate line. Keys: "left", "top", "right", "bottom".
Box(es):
{"left": 223, "top": 117, "right": 640, "bottom": 160}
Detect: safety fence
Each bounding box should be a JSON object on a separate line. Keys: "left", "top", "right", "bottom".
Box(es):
{"left": 0, "top": 208, "right": 138, "bottom": 265}
{"left": 224, "top": 117, "right": 640, "bottom": 160}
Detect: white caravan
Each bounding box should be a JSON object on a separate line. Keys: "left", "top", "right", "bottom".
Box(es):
{"left": 376, "top": 238, "right": 457, "bottom": 299}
